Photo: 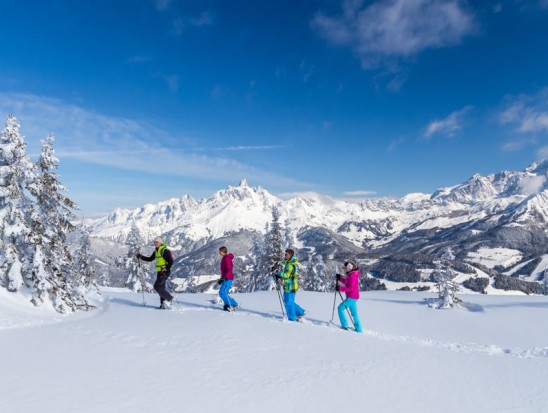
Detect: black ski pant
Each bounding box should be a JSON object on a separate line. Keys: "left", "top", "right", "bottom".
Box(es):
{"left": 154, "top": 273, "right": 173, "bottom": 303}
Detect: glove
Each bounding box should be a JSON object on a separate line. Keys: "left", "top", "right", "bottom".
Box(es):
{"left": 336, "top": 273, "right": 342, "bottom": 280}
{"left": 217, "top": 278, "right": 224, "bottom": 285}
{"left": 136, "top": 253, "right": 142, "bottom": 259}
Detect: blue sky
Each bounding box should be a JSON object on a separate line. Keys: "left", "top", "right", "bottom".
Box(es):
{"left": 1, "top": 0, "right": 548, "bottom": 216}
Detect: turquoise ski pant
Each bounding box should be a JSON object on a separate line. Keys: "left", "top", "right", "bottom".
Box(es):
{"left": 219, "top": 280, "right": 238, "bottom": 307}
{"left": 283, "top": 291, "right": 305, "bottom": 321}
{"left": 338, "top": 298, "right": 363, "bottom": 333}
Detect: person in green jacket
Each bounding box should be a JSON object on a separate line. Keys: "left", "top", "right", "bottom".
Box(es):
{"left": 275, "top": 248, "right": 306, "bottom": 321}
{"left": 137, "top": 236, "right": 174, "bottom": 309}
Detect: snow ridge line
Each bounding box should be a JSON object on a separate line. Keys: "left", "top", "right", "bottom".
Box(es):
{"left": 172, "top": 302, "right": 548, "bottom": 360}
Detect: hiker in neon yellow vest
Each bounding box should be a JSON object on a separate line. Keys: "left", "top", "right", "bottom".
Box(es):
{"left": 137, "top": 236, "right": 174, "bottom": 309}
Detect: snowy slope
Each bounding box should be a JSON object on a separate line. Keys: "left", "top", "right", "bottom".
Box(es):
{"left": 2, "top": 288, "right": 548, "bottom": 413}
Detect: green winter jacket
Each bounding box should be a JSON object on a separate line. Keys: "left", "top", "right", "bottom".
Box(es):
{"left": 280, "top": 256, "right": 299, "bottom": 293}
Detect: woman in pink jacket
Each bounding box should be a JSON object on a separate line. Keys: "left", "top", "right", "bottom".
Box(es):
{"left": 337, "top": 260, "right": 363, "bottom": 333}
{"left": 218, "top": 246, "right": 238, "bottom": 311}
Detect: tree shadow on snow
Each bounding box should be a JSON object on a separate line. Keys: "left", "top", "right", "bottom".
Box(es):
{"left": 483, "top": 301, "right": 548, "bottom": 309}
{"left": 178, "top": 300, "right": 287, "bottom": 321}
{"left": 366, "top": 297, "right": 430, "bottom": 306}
{"left": 110, "top": 297, "right": 156, "bottom": 309}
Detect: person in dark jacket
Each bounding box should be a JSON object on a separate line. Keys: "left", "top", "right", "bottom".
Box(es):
{"left": 218, "top": 246, "right": 239, "bottom": 311}
{"left": 137, "top": 236, "right": 174, "bottom": 309}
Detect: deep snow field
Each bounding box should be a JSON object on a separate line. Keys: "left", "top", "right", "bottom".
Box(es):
{"left": 1, "top": 288, "right": 548, "bottom": 413}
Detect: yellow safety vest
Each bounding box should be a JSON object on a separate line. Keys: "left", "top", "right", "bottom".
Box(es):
{"left": 155, "top": 244, "right": 168, "bottom": 272}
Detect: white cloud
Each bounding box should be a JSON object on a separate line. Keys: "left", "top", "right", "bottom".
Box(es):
{"left": 343, "top": 190, "right": 377, "bottom": 196}
{"left": 537, "top": 145, "right": 548, "bottom": 159}
{"left": 173, "top": 11, "right": 213, "bottom": 35}
{"left": 222, "top": 145, "right": 284, "bottom": 151}
{"left": 0, "top": 92, "right": 305, "bottom": 189}
{"left": 501, "top": 137, "right": 538, "bottom": 152}
{"left": 311, "top": 0, "right": 477, "bottom": 70}
{"left": 387, "top": 136, "right": 405, "bottom": 152}
{"left": 423, "top": 106, "right": 472, "bottom": 139}
{"left": 521, "top": 175, "right": 546, "bottom": 195}
{"left": 499, "top": 88, "right": 548, "bottom": 134}
{"left": 155, "top": 0, "right": 171, "bottom": 11}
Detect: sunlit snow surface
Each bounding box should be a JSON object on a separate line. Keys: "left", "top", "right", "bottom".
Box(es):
{"left": 2, "top": 288, "right": 548, "bottom": 413}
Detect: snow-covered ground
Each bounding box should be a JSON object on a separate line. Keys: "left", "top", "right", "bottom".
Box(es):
{"left": 467, "top": 247, "right": 523, "bottom": 269}
{"left": 2, "top": 288, "right": 548, "bottom": 413}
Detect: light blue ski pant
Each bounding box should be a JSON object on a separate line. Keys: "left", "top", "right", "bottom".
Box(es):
{"left": 219, "top": 280, "right": 238, "bottom": 307}
{"left": 338, "top": 298, "right": 363, "bottom": 333}
{"left": 283, "top": 291, "right": 305, "bottom": 321}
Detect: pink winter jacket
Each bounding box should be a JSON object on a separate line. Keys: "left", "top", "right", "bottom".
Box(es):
{"left": 339, "top": 269, "right": 360, "bottom": 299}
{"left": 220, "top": 253, "right": 234, "bottom": 280}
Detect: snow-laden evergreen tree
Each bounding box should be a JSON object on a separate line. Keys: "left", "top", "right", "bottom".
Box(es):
{"left": 0, "top": 116, "right": 95, "bottom": 312}
{"left": 543, "top": 270, "right": 548, "bottom": 296}
{"left": 0, "top": 114, "right": 36, "bottom": 294}
{"left": 247, "top": 228, "right": 271, "bottom": 291}
{"left": 302, "top": 252, "right": 328, "bottom": 291}
{"left": 429, "top": 248, "right": 461, "bottom": 309}
{"left": 99, "top": 268, "right": 110, "bottom": 287}
{"left": 248, "top": 207, "right": 286, "bottom": 292}
{"left": 267, "top": 206, "right": 283, "bottom": 271}
{"left": 28, "top": 134, "right": 93, "bottom": 312}
{"left": 72, "top": 224, "right": 99, "bottom": 296}
{"left": 123, "top": 225, "right": 152, "bottom": 292}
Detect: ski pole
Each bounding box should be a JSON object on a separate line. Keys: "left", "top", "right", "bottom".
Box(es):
{"left": 330, "top": 290, "right": 337, "bottom": 323}
{"left": 137, "top": 249, "right": 146, "bottom": 306}
{"left": 272, "top": 273, "right": 286, "bottom": 320}
{"left": 338, "top": 291, "right": 356, "bottom": 329}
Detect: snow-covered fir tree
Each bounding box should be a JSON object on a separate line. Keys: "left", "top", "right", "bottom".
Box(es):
{"left": 429, "top": 248, "right": 461, "bottom": 309}
{"left": 249, "top": 207, "right": 283, "bottom": 291}
{"left": 0, "top": 114, "right": 37, "bottom": 294}
{"left": 543, "top": 270, "right": 548, "bottom": 296}
{"left": 302, "top": 251, "right": 329, "bottom": 291}
{"left": 99, "top": 268, "right": 110, "bottom": 287}
{"left": 28, "top": 134, "right": 93, "bottom": 312}
{"left": 123, "top": 225, "right": 152, "bottom": 292}
{"left": 72, "top": 224, "right": 99, "bottom": 297}
{"left": 247, "top": 228, "right": 271, "bottom": 291}
{"left": 0, "top": 116, "right": 99, "bottom": 312}
{"left": 267, "top": 206, "right": 283, "bottom": 270}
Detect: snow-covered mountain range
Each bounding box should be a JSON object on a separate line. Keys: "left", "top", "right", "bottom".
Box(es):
{"left": 88, "top": 162, "right": 548, "bottom": 294}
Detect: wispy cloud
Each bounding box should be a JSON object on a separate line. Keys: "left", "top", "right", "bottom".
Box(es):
{"left": 387, "top": 136, "right": 405, "bottom": 152}
{"left": 158, "top": 74, "right": 179, "bottom": 92}
{"left": 423, "top": 106, "right": 472, "bottom": 139}
{"left": 499, "top": 88, "right": 548, "bottom": 134}
{"left": 501, "top": 137, "right": 538, "bottom": 152}
{"left": 127, "top": 55, "right": 153, "bottom": 63}
{"left": 537, "top": 145, "right": 548, "bottom": 159}
{"left": 311, "top": 0, "right": 477, "bottom": 70}
{"left": 155, "top": 0, "right": 171, "bottom": 11}
{"left": 0, "top": 92, "right": 306, "bottom": 189}
{"left": 173, "top": 11, "right": 213, "bottom": 35}
{"left": 222, "top": 145, "right": 284, "bottom": 151}
{"left": 343, "top": 190, "right": 377, "bottom": 196}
